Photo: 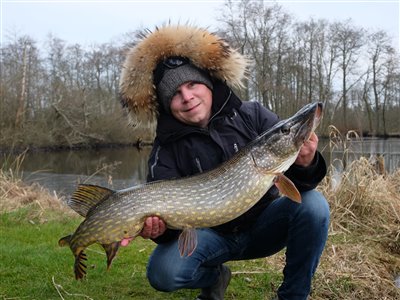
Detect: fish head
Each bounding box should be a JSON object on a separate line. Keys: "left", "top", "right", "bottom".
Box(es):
{"left": 280, "top": 101, "right": 323, "bottom": 148}
{"left": 251, "top": 102, "right": 323, "bottom": 171}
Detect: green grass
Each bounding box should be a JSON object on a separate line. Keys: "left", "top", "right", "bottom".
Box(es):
{"left": 0, "top": 206, "right": 281, "bottom": 300}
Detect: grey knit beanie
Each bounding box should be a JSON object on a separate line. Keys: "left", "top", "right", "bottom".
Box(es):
{"left": 155, "top": 62, "right": 213, "bottom": 113}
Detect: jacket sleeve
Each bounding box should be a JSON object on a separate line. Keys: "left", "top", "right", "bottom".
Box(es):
{"left": 146, "top": 138, "right": 182, "bottom": 244}
{"left": 241, "top": 101, "right": 280, "bottom": 133}
{"left": 284, "top": 151, "right": 327, "bottom": 191}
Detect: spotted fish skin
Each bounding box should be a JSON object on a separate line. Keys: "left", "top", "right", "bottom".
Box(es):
{"left": 59, "top": 102, "right": 323, "bottom": 279}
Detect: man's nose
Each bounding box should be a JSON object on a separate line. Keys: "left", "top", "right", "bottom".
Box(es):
{"left": 180, "top": 87, "right": 193, "bottom": 101}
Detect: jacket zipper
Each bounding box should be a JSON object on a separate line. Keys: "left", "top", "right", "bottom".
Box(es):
{"left": 149, "top": 145, "right": 161, "bottom": 179}
{"left": 207, "top": 89, "right": 232, "bottom": 125}
{"left": 195, "top": 157, "right": 203, "bottom": 173}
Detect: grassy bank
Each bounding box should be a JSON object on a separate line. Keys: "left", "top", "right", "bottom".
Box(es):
{"left": 1, "top": 158, "right": 399, "bottom": 299}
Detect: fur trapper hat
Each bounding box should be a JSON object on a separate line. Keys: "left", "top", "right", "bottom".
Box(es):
{"left": 119, "top": 24, "right": 248, "bottom": 124}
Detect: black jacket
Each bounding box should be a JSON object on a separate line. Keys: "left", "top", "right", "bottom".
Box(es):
{"left": 147, "top": 80, "right": 327, "bottom": 243}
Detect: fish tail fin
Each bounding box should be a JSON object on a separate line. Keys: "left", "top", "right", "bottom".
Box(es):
{"left": 178, "top": 228, "right": 198, "bottom": 257}
{"left": 58, "top": 234, "right": 72, "bottom": 247}
{"left": 101, "top": 242, "right": 120, "bottom": 270}
{"left": 74, "top": 250, "right": 88, "bottom": 280}
{"left": 58, "top": 235, "right": 87, "bottom": 279}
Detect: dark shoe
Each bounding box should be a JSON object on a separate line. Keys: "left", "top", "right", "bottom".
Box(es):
{"left": 196, "top": 265, "right": 231, "bottom": 300}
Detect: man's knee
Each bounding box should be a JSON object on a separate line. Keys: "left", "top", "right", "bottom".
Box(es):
{"left": 147, "top": 257, "right": 176, "bottom": 292}
{"left": 147, "top": 251, "right": 196, "bottom": 292}
{"left": 298, "top": 190, "right": 330, "bottom": 227}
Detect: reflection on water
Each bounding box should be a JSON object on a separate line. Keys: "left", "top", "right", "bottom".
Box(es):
{"left": 319, "top": 137, "right": 400, "bottom": 174}
{"left": 1, "top": 138, "right": 399, "bottom": 197}
{"left": 2, "top": 147, "right": 152, "bottom": 197}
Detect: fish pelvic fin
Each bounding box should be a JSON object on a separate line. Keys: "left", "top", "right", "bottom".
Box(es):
{"left": 178, "top": 228, "right": 198, "bottom": 257}
{"left": 68, "top": 184, "right": 115, "bottom": 217}
{"left": 58, "top": 234, "right": 72, "bottom": 247}
{"left": 274, "top": 173, "right": 302, "bottom": 203}
{"left": 101, "top": 242, "right": 120, "bottom": 270}
{"left": 74, "top": 250, "right": 88, "bottom": 280}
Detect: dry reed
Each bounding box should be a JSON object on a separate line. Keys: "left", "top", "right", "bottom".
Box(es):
{"left": 0, "top": 169, "right": 72, "bottom": 218}
{"left": 312, "top": 126, "right": 400, "bottom": 299}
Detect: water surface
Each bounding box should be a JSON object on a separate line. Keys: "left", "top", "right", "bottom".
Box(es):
{"left": 2, "top": 138, "right": 399, "bottom": 197}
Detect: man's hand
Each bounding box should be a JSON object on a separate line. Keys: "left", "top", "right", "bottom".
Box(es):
{"left": 295, "top": 132, "right": 318, "bottom": 167}
{"left": 140, "top": 216, "right": 166, "bottom": 239}
{"left": 120, "top": 216, "right": 166, "bottom": 247}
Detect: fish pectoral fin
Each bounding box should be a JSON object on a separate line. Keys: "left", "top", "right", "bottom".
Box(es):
{"left": 74, "top": 250, "right": 88, "bottom": 280}
{"left": 101, "top": 242, "right": 120, "bottom": 270}
{"left": 274, "top": 174, "right": 302, "bottom": 203}
{"left": 178, "top": 228, "right": 198, "bottom": 257}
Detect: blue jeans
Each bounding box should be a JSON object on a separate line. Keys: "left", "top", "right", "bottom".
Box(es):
{"left": 147, "top": 190, "right": 330, "bottom": 300}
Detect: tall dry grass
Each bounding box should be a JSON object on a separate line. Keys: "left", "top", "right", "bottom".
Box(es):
{"left": 0, "top": 152, "right": 72, "bottom": 218}
{"left": 313, "top": 158, "right": 400, "bottom": 299}
{"left": 312, "top": 127, "right": 400, "bottom": 299}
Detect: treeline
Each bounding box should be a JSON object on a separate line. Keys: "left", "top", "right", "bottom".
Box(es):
{"left": 1, "top": 1, "right": 399, "bottom": 150}
{"left": 219, "top": 1, "right": 399, "bottom": 135}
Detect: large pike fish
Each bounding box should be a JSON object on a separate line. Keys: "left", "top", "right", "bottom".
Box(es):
{"left": 59, "top": 102, "right": 323, "bottom": 280}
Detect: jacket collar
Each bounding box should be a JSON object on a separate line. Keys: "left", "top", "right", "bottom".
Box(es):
{"left": 155, "top": 80, "right": 242, "bottom": 144}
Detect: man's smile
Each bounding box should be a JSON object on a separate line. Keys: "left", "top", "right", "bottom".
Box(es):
{"left": 183, "top": 103, "right": 201, "bottom": 112}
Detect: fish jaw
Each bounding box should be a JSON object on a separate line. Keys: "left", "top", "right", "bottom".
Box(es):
{"left": 250, "top": 102, "right": 322, "bottom": 170}
{"left": 293, "top": 102, "right": 323, "bottom": 146}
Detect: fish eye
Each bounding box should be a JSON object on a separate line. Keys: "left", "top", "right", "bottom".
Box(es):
{"left": 281, "top": 125, "right": 290, "bottom": 134}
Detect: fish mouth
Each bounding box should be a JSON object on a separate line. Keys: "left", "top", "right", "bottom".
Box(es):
{"left": 293, "top": 102, "right": 323, "bottom": 146}
{"left": 248, "top": 102, "right": 323, "bottom": 153}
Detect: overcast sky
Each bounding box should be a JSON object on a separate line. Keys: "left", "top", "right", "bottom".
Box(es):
{"left": 2, "top": 0, "right": 399, "bottom": 50}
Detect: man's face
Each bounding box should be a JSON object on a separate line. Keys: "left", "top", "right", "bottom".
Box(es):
{"left": 170, "top": 82, "right": 212, "bottom": 128}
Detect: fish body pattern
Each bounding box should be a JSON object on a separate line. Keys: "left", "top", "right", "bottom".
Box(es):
{"left": 59, "top": 102, "right": 323, "bottom": 279}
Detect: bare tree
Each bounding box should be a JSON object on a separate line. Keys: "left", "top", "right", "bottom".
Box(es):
{"left": 330, "top": 20, "right": 365, "bottom": 128}
{"left": 367, "top": 30, "right": 396, "bottom": 135}
{"left": 1, "top": 5, "right": 399, "bottom": 148}
{"left": 219, "top": 1, "right": 292, "bottom": 115}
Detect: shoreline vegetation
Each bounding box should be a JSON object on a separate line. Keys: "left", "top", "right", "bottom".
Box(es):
{"left": 0, "top": 140, "right": 154, "bottom": 155}
{"left": 1, "top": 154, "right": 399, "bottom": 299}
{"left": 1, "top": 132, "right": 399, "bottom": 156}
{"left": 2, "top": 2, "right": 400, "bottom": 156}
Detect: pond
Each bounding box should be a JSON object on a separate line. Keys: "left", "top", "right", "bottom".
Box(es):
{"left": 2, "top": 147, "right": 152, "bottom": 197}
{"left": 319, "top": 137, "right": 400, "bottom": 174}
{"left": 2, "top": 138, "right": 399, "bottom": 197}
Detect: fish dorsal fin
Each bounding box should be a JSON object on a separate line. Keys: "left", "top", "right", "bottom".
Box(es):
{"left": 68, "top": 184, "right": 115, "bottom": 217}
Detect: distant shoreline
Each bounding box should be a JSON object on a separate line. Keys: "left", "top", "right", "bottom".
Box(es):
{"left": 2, "top": 134, "right": 400, "bottom": 155}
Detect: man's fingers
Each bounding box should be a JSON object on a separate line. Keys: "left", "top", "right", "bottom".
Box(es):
{"left": 152, "top": 217, "right": 159, "bottom": 233}
{"left": 158, "top": 219, "right": 166, "bottom": 233}
{"left": 308, "top": 132, "right": 318, "bottom": 143}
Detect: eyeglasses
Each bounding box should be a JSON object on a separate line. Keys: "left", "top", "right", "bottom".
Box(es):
{"left": 162, "top": 56, "right": 189, "bottom": 69}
